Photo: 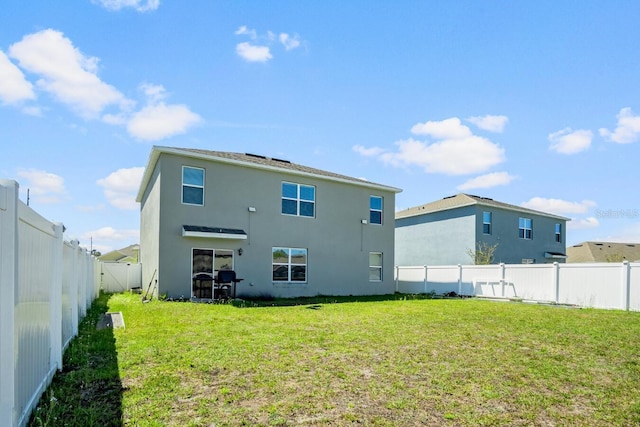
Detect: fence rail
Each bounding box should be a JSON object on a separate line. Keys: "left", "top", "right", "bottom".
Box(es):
{"left": 0, "top": 180, "right": 100, "bottom": 427}
{"left": 395, "top": 261, "right": 640, "bottom": 311}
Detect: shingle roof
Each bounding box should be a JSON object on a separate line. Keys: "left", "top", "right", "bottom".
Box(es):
{"left": 136, "top": 146, "right": 401, "bottom": 202}
{"left": 567, "top": 241, "right": 640, "bottom": 263}
{"left": 395, "top": 193, "right": 570, "bottom": 221}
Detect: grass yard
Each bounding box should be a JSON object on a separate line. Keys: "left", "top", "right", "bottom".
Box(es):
{"left": 30, "top": 292, "right": 640, "bottom": 426}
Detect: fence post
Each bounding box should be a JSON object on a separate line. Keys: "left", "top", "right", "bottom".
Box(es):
{"left": 395, "top": 266, "right": 399, "bottom": 293}
{"left": 622, "top": 261, "right": 631, "bottom": 311}
{"left": 50, "top": 223, "right": 64, "bottom": 371}
{"left": 423, "top": 265, "right": 428, "bottom": 294}
{"left": 553, "top": 262, "right": 560, "bottom": 304}
{"left": 70, "top": 240, "right": 79, "bottom": 336}
{"left": 0, "top": 180, "right": 18, "bottom": 427}
{"left": 457, "top": 264, "right": 462, "bottom": 295}
{"left": 500, "top": 263, "right": 506, "bottom": 297}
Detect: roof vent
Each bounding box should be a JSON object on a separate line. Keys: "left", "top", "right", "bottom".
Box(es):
{"left": 271, "top": 157, "right": 291, "bottom": 164}
{"left": 245, "top": 153, "right": 266, "bottom": 159}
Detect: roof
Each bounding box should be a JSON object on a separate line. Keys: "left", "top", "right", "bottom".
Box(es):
{"left": 98, "top": 244, "right": 140, "bottom": 263}
{"left": 136, "top": 146, "right": 402, "bottom": 202}
{"left": 395, "top": 193, "right": 570, "bottom": 221}
{"left": 567, "top": 241, "right": 640, "bottom": 263}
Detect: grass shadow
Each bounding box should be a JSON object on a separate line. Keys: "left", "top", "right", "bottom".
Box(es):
{"left": 28, "top": 292, "right": 123, "bottom": 427}
{"left": 231, "top": 291, "right": 467, "bottom": 308}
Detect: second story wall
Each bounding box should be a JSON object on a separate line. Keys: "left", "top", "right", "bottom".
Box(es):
{"left": 395, "top": 206, "right": 476, "bottom": 265}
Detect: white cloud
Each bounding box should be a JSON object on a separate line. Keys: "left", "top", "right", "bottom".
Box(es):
{"left": 235, "top": 42, "right": 272, "bottom": 63}
{"left": 356, "top": 117, "right": 506, "bottom": 175}
{"left": 548, "top": 128, "right": 593, "bottom": 154}
{"left": 93, "top": 0, "right": 159, "bottom": 12}
{"left": 457, "top": 172, "right": 516, "bottom": 190}
{"left": 411, "top": 117, "right": 472, "bottom": 139}
{"left": 0, "top": 50, "right": 35, "bottom": 104}
{"left": 127, "top": 103, "right": 201, "bottom": 141}
{"left": 235, "top": 26, "right": 258, "bottom": 39}
{"left": 17, "top": 169, "right": 68, "bottom": 204}
{"left": 279, "top": 33, "right": 301, "bottom": 51}
{"left": 234, "top": 27, "right": 303, "bottom": 62}
{"left": 97, "top": 167, "right": 145, "bottom": 210}
{"left": 599, "top": 107, "right": 640, "bottom": 144}
{"left": 521, "top": 197, "right": 597, "bottom": 215}
{"left": 81, "top": 226, "right": 139, "bottom": 242}
{"left": 467, "top": 115, "right": 509, "bottom": 133}
{"left": 568, "top": 217, "right": 599, "bottom": 230}
{"left": 8, "top": 29, "right": 129, "bottom": 118}
{"left": 352, "top": 144, "right": 386, "bottom": 157}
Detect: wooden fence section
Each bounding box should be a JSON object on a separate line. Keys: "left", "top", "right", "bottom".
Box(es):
{"left": 0, "top": 180, "right": 100, "bottom": 427}
{"left": 396, "top": 261, "right": 640, "bottom": 311}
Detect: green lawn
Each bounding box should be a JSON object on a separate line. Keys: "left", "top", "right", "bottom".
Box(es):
{"left": 30, "top": 292, "right": 640, "bottom": 426}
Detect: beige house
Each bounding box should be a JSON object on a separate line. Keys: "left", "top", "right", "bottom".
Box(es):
{"left": 567, "top": 241, "right": 640, "bottom": 263}
{"left": 136, "top": 146, "right": 401, "bottom": 300}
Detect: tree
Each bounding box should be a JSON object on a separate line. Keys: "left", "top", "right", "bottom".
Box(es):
{"left": 466, "top": 242, "right": 499, "bottom": 265}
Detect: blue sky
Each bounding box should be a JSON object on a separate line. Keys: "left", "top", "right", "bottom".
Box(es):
{"left": 2, "top": 1, "right": 640, "bottom": 254}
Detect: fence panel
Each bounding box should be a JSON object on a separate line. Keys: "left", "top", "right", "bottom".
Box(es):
{"left": 15, "top": 203, "right": 57, "bottom": 427}
{"left": 101, "top": 262, "right": 142, "bottom": 292}
{"left": 558, "top": 263, "right": 624, "bottom": 309}
{"left": 503, "top": 264, "right": 556, "bottom": 301}
{"left": 629, "top": 263, "right": 640, "bottom": 311}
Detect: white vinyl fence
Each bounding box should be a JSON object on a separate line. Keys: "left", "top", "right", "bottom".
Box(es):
{"left": 396, "top": 261, "right": 640, "bottom": 311}
{"left": 100, "top": 262, "right": 142, "bottom": 293}
{"left": 0, "top": 180, "right": 100, "bottom": 427}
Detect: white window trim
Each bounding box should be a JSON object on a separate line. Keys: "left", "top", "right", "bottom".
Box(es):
{"left": 370, "top": 196, "right": 383, "bottom": 225}
{"left": 369, "top": 252, "right": 383, "bottom": 282}
{"left": 281, "top": 182, "right": 316, "bottom": 218}
{"left": 482, "top": 211, "right": 492, "bottom": 235}
{"left": 182, "top": 166, "right": 205, "bottom": 206}
{"left": 272, "top": 247, "right": 308, "bottom": 283}
{"left": 519, "top": 217, "right": 533, "bottom": 240}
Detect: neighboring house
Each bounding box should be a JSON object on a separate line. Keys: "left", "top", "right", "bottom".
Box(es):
{"left": 98, "top": 244, "right": 140, "bottom": 263}
{"left": 567, "top": 241, "right": 640, "bottom": 263}
{"left": 135, "top": 146, "right": 402, "bottom": 300}
{"left": 395, "top": 193, "right": 569, "bottom": 265}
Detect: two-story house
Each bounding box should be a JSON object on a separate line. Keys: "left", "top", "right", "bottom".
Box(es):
{"left": 136, "top": 146, "right": 402, "bottom": 300}
{"left": 395, "top": 193, "right": 569, "bottom": 265}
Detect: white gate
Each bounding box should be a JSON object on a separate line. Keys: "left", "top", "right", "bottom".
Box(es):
{"left": 101, "top": 262, "right": 142, "bottom": 292}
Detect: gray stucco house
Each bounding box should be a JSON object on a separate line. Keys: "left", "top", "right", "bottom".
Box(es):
{"left": 136, "top": 146, "right": 402, "bottom": 300}
{"left": 395, "top": 193, "right": 569, "bottom": 265}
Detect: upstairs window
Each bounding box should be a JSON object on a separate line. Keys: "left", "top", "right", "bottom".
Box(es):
{"left": 281, "top": 182, "right": 315, "bottom": 217}
{"left": 519, "top": 217, "right": 533, "bottom": 239}
{"left": 483, "top": 211, "right": 492, "bottom": 235}
{"left": 370, "top": 196, "right": 383, "bottom": 225}
{"left": 182, "top": 166, "right": 204, "bottom": 206}
{"left": 555, "top": 223, "right": 562, "bottom": 243}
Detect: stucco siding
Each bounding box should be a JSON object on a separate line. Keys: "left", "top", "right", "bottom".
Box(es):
{"left": 475, "top": 206, "right": 566, "bottom": 264}
{"left": 395, "top": 207, "right": 476, "bottom": 265}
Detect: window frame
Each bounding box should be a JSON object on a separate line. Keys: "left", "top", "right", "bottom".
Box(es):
{"left": 519, "top": 217, "right": 533, "bottom": 240}
{"left": 272, "top": 247, "right": 308, "bottom": 283}
{"left": 555, "top": 223, "right": 562, "bottom": 243}
{"left": 182, "top": 166, "right": 205, "bottom": 206}
{"left": 370, "top": 196, "right": 383, "bottom": 225}
{"left": 281, "top": 182, "right": 316, "bottom": 218}
{"left": 369, "top": 252, "right": 383, "bottom": 282}
{"left": 482, "top": 211, "right": 492, "bottom": 235}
